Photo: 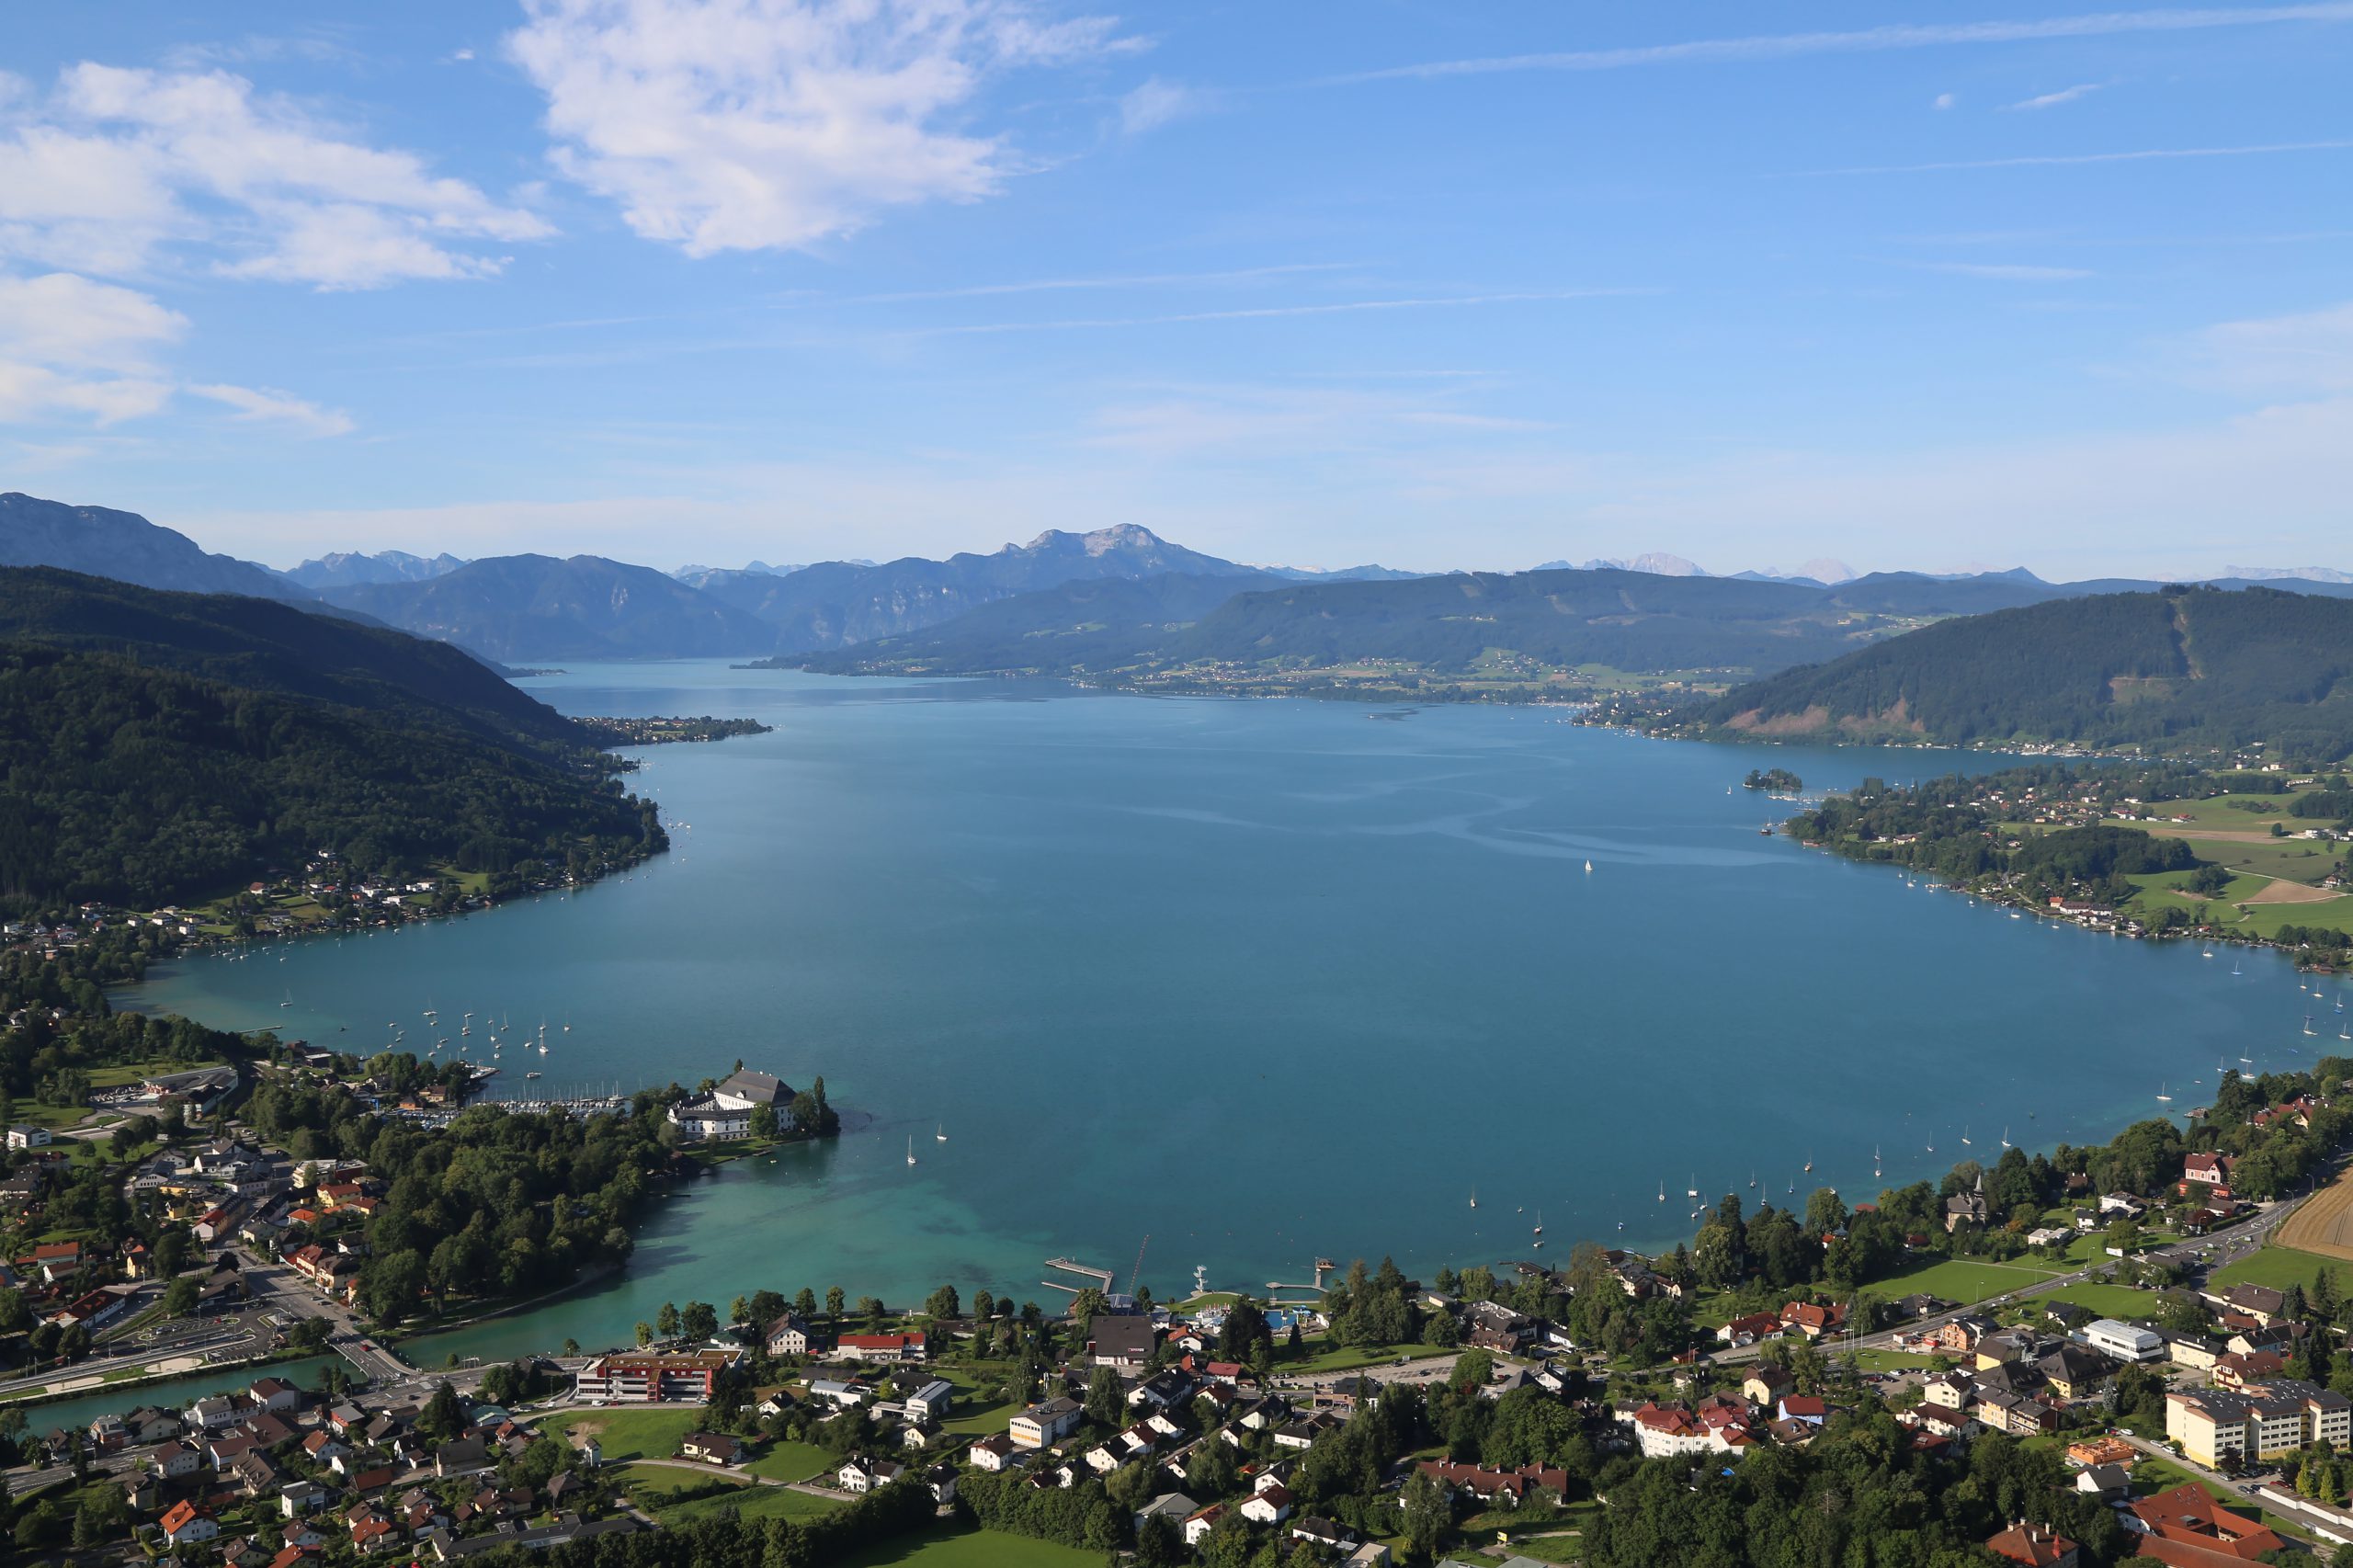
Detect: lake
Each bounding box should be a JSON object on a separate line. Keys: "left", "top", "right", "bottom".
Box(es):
{"left": 122, "top": 664, "right": 2335, "bottom": 1364}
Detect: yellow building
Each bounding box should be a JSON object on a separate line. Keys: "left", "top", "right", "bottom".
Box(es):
{"left": 2165, "top": 1381, "right": 2353, "bottom": 1468}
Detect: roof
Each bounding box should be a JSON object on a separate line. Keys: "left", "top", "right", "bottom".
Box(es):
{"left": 717, "top": 1069, "right": 791, "bottom": 1104}
{"left": 1986, "top": 1522, "right": 2078, "bottom": 1568}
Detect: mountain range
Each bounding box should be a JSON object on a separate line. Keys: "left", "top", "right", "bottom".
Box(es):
{"left": 0, "top": 493, "right": 319, "bottom": 607}
{"left": 280, "top": 549, "right": 469, "bottom": 591}
{"left": 1693, "top": 585, "right": 2353, "bottom": 759}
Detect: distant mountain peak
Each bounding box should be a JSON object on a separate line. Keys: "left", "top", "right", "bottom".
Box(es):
{"left": 1536, "top": 552, "right": 1711, "bottom": 577}
{"left": 2222, "top": 563, "right": 2353, "bottom": 585}
{"left": 0, "top": 492, "right": 317, "bottom": 606}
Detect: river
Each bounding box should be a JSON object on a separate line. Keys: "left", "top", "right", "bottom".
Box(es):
{"left": 117, "top": 663, "right": 2336, "bottom": 1366}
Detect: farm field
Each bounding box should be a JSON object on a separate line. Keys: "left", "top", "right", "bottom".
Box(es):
{"left": 838, "top": 1527, "right": 1107, "bottom": 1568}
{"left": 2211, "top": 1244, "right": 2352, "bottom": 1295}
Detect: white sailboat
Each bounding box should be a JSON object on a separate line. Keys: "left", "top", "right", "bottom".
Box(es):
{"left": 935, "top": 1123, "right": 947, "bottom": 1142}
{"left": 2156, "top": 1084, "right": 2171, "bottom": 1102}
{"left": 2000, "top": 1127, "right": 2013, "bottom": 1148}
{"left": 1960, "top": 1126, "right": 1972, "bottom": 1147}
{"left": 1583, "top": 859, "right": 1593, "bottom": 874}
{"left": 1469, "top": 1187, "right": 1478, "bottom": 1210}
{"left": 905, "top": 1136, "right": 916, "bottom": 1168}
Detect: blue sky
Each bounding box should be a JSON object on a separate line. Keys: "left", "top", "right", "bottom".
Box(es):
{"left": 2, "top": 2, "right": 2348, "bottom": 578}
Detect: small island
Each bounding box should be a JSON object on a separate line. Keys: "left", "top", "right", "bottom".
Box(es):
{"left": 575, "top": 714, "right": 772, "bottom": 744}
{"left": 1743, "top": 767, "right": 1803, "bottom": 792}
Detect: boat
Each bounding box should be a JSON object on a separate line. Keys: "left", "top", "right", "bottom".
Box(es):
{"left": 935, "top": 1123, "right": 948, "bottom": 1142}
{"left": 525, "top": 1071, "right": 541, "bottom": 1079}
{"left": 1584, "top": 859, "right": 1593, "bottom": 873}
{"left": 906, "top": 1137, "right": 917, "bottom": 1168}
{"left": 1802, "top": 1154, "right": 1813, "bottom": 1173}
{"left": 2000, "top": 1127, "right": 2012, "bottom": 1148}
{"left": 1469, "top": 1188, "right": 1478, "bottom": 1209}
{"left": 2203, "top": 949, "right": 2214, "bottom": 959}
{"left": 1873, "top": 1145, "right": 1882, "bottom": 1178}
{"left": 1686, "top": 1176, "right": 1699, "bottom": 1199}
{"left": 2156, "top": 1084, "right": 2171, "bottom": 1102}
{"left": 1961, "top": 1126, "right": 1972, "bottom": 1147}
{"left": 1533, "top": 1210, "right": 1543, "bottom": 1236}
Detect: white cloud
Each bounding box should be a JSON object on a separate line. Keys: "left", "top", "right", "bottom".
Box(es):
{"left": 506, "top": 0, "right": 1137, "bottom": 256}
{"left": 1330, "top": 4, "right": 2353, "bottom": 83}
{"left": 188, "top": 381, "right": 356, "bottom": 436}
{"left": 1933, "top": 92, "right": 1957, "bottom": 109}
{"left": 0, "top": 63, "right": 549, "bottom": 288}
{"left": 2185, "top": 299, "right": 2353, "bottom": 397}
{"left": 2006, "top": 81, "right": 2104, "bottom": 110}
{"left": 0, "top": 270, "right": 183, "bottom": 425}
{"left": 0, "top": 269, "right": 349, "bottom": 432}
{"left": 1120, "top": 77, "right": 1208, "bottom": 135}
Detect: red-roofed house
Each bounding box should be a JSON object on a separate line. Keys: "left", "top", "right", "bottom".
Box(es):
{"left": 836, "top": 1332, "right": 926, "bottom": 1361}
{"left": 2127, "top": 1484, "right": 2285, "bottom": 1568}
{"left": 161, "top": 1501, "right": 220, "bottom": 1547}
{"left": 1985, "top": 1522, "right": 2078, "bottom": 1568}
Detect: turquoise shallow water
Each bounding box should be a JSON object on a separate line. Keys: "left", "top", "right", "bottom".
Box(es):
{"left": 119, "top": 664, "right": 2340, "bottom": 1365}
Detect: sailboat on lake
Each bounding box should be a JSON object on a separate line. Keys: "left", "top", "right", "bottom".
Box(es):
{"left": 905, "top": 1136, "right": 916, "bottom": 1168}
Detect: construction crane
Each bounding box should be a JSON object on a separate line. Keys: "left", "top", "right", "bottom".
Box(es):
{"left": 1129, "top": 1234, "right": 1151, "bottom": 1297}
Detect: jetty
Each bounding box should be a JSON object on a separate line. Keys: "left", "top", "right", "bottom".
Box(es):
{"left": 1041, "top": 1256, "right": 1115, "bottom": 1295}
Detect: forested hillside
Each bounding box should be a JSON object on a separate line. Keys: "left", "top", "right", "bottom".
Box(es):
{"left": 0, "top": 643, "right": 660, "bottom": 915}
{"left": 0, "top": 567, "right": 579, "bottom": 752}
{"left": 322, "top": 553, "right": 773, "bottom": 662}
{"left": 1697, "top": 585, "right": 2353, "bottom": 757}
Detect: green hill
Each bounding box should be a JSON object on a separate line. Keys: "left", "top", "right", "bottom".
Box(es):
{"left": 785, "top": 565, "right": 2075, "bottom": 688}
{"left": 0, "top": 570, "right": 662, "bottom": 915}
{"left": 1695, "top": 585, "right": 2353, "bottom": 759}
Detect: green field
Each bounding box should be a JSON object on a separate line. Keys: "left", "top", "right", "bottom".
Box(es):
{"left": 1869, "top": 1256, "right": 2070, "bottom": 1306}
{"left": 839, "top": 1527, "right": 1106, "bottom": 1568}
{"left": 654, "top": 1484, "right": 847, "bottom": 1524}
{"left": 608, "top": 1463, "right": 730, "bottom": 1498}
{"left": 1280, "top": 1335, "right": 1454, "bottom": 1377}
{"left": 2211, "top": 1244, "right": 2351, "bottom": 1297}
{"left": 550, "top": 1407, "right": 704, "bottom": 1464}
{"left": 745, "top": 1440, "right": 835, "bottom": 1483}
{"left": 1840, "top": 1349, "right": 1937, "bottom": 1372}
{"left": 2041, "top": 1282, "right": 2167, "bottom": 1318}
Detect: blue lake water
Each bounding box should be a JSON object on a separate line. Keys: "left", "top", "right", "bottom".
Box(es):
{"left": 119, "top": 664, "right": 2340, "bottom": 1364}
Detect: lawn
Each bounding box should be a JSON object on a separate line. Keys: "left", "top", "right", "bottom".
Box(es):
{"left": 1869, "top": 1256, "right": 2070, "bottom": 1308}
{"left": 549, "top": 1407, "right": 704, "bottom": 1464}
{"left": 656, "top": 1485, "right": 847, "bottom": 1524}
{"left": 2042, "top": 1282, "right": 2166, "bottom": 1318}
{"left": 1280, "top": 1334, "right": 1452, "bottom": 1377}
{"left": 837, "top": 1526, "right": 1106, "bottom": 1568}
{"left": 2211, "top": 1244, "right": 2351, "bottom": 1296}
{"left": 745, "top": 1440, "right": 836, "bottom": 1483}
{"left": 1840, "top": 1349, "right": 1937, "bottom": 1372}
{"left": 608, "top": 1463, "right": 738, "bottom": 1498}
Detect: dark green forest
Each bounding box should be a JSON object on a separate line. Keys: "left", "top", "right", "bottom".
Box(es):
{"left": 0, "top": 642, "right": 660, "bottom": 914}
{"left": 1698, "top": 585, "right": 2353, "bottom": 759}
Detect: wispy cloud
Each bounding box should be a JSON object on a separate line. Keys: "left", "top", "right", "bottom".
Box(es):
{"left": 1120, "top": 77, "right": 1211, "bottom": 136}
{"left": 1323, "top": 4, "right": 2353, "bottom": 84}
{"left": 506, "top": 0, "right": 1142, "bottom": 256}
{"left": 1913, "top": 261, "right": 2095, "bottom": 280}
{"left": 915, "top": 289, "right": 1649, "bottom": 336}
{"left": 1788, "top": 140, "right": 2353, "bottom": 176}
{"left": 2006, "top": 81, "right": 2105, "bottom": 109}
{"left": 2182, "top": 299, "right": 2353, "bottom": 396}
{"left": 848, "top": 262, "right": 1358, "bottom": 303}
{"left": 188, "top": 381, "right": 354, "bottom": 437}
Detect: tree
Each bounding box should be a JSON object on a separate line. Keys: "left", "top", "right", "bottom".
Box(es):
{"left": 656, "top": 1301, "right": 681, "bottom": 1338}
{"left": 1085, "top": 1364, "right": 1123, "bottom": 1428}
{"left": 417, "top": 1380, "right": 466, "bottom": 1442}
{"left": 926, "top": 1284, "right": 961, "bottom": 1320}
{"left": 162, "top": 1276, "right": 199, "bottom": 1317}
{"left": 633, "top": 1321, "right": 654, "bottom": 1347}
{"left": 730, "top": 1294, "right": 750, "bottom": 1324}
{"left": 750, "top": 1102, "right": 779, "bottom": 1139}
{"left": 825, "top": 1286, "right": 846, "bottom": 1321}
{"left": 749, "top": 1290, "right": 788, "bottom": 1326}
{"left": 857, "top": 1295, "right": 887, "bottom": 1325}
{"left": 1401, "top": 1467, "right": 1449, "bottom": 1562}
{"left": 681, "top": 1301, "right": 719, "bottom": 1341}
{"left": 1804, "top": 1187, "right": 1849, "bottom": 1237}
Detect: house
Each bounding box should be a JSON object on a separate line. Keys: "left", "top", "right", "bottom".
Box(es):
{"left": 1183, "top": 1504, "right": 1228, "bottom": 1547}
{"left": 6, "top": 1124, "right": 51, "bottom": 1150}
{"left": 665, "top": 1068, "right": 795, "bottom": 1142}
{"left": 904, "top": 1379, "right": 955, "bottom": 1425}
{"left": 1778, "top": 1395, "right": 1827, "bottom": 1426}
{"left": 1742, "top": 1365, "right": 1795, "bottom": 1406}
{"left": 1415, "top": 1460, "right": 1573, "bottom": 1506}
{"left": 1945, "top": 1179, "right": 1991, "bottom": 1233}
{"left": 808, "top": 1379, "right": 871, "bottom": 1409}
{"left": 1239, "top": 1485, "right": 1292, "bottom": 1526}
{"left": 280, "top": 1482, "right": 330, "bottom": 1517}
{"left": 2221, "top": 1285, "right": 2287, "bottom": 1328}
{"left": 1127, "top": 1369, "right": 1195, "bottom": 1411}
{"left": 1294, "top": 1517, "right": 1361, "bottom": 1551}
{"left": 162, "top": 1501, "right": 221, "bottom": 1547}
{"left": 969, "top": 1435, "right": 1018, "bottom": 1471}
{"left": 680, "top": 1432, "right": 743, "bottom": 1465}
{"left": 1090, "top": 1315, "right": 1159, "bottom": 1369}
{"left": 1779, "top": 1301, "right": 1846, "bottom": 1340}
{"left": 2065, "top": 1436, "right": 2138, "bottom": 1469}
{"left": 2036, "top": 1346, "right": 2115, "bottom": 1402}
{"left": 765, "top": 1313, "right": 814, "bottom": 1356}
{"left": 1985, "top": 1521, "right": 2079, "bottom": 1568}
{"left": 1134, "top": 1492, "right": 1199, "bottom": 1538}
{"left": 1010, "top": 1396, "right": 1083, "bottom": 1449}
{"left": 435, "top": 1437, "right": 494, "bottom": 1478}
{"left": 2213, "top": 1351, "right": 2287, "bottom": 1390}
{"left": 838, "top": 1454, "right": 904, "bottom": 1493}
{"left": 1719, "top": 1312, "right": 1783, "bottom": 1347}
{"left": 838, "top": 1332, "right": 927, "bottom": 1361}
{"left": 2075, "top": 1463, "right": 2131, "bottom": 1500}
{"left": 2127, "top": 1482, "right": 2287, "bottom": 1567}
{"left": 249, "top": 1376, "right": 301, "bottom": 1413}
{"left": 2183, "top": 1153, "right": 2237, "bottom": 1197}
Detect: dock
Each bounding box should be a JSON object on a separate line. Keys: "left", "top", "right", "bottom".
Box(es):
{"left": 1041, "top": 1256, "right": 1115, "bottom": 1295}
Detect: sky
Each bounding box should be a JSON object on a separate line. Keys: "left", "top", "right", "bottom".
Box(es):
{"left": 2, "top": 2, "right": 2349, "bottom": 579}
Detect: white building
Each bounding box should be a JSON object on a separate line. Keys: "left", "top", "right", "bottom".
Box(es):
{"left": 2084, "top": 1319, "right": 2165, "bottom": 1363}
{"left": 666, "top": 1069, "right": 795, "bottom": 1142}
